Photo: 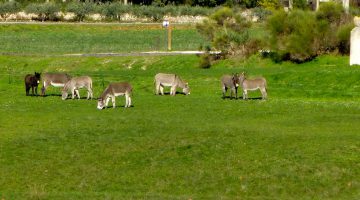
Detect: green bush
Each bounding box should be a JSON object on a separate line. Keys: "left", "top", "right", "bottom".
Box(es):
{"left": 25, "top": 2, "right": 60, "bottom": 21}
{"left": 337, "top": 23, "right": 354, "bottom": 55}
{"left": 100, "top": 2, "right": 129, "bottom": 21}
{"left": 316, "top": 1, "right": 344, "bottom": 25}
{"left": 267, "top": 10, "right": 319, "bottom": 62}
{"left": 197, "top": 7, "right": 251, "bottom": 57}
{"left": 293, "top": 0, "right": 308, "bottom": 10}
{"left": 66, "top": 0, "right": 95, "bottom": 22}
{"left": 252, "top": 7, "right": 271, "bottom": 21}
{"left": 0, "top": 1, "right": 21, "bottom": 21}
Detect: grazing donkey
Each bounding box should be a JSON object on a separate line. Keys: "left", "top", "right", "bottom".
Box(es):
{"left": 221, "top": 73, "right": 241, "bottom": 99}
{"left": 62, "top": 76, "right": 93, "bottom": 100}
{"left": 41, "top": 73, "right": 71, "bottom": 96}
{"left": 97, "top": 82, "right": 132, "bottom": 109}
{"left": 154, "top": 73, "right": 190, "bottom": 95}
{"left": 239, "top": 72, "right": 267, "bottom": 100}
{"left": 24, "top": 72, "right": 41, "bottom": 96}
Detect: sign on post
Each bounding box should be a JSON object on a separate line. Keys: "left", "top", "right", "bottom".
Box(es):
{"left": 163, "top": 20, "right": 171, "bottom": 51}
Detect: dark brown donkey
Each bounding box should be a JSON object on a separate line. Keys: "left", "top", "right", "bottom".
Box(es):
{"left": 24, "top": 72, "right": 41, "bottom": 96}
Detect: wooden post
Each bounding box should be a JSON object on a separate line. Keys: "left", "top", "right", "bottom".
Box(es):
{"left": 168, "top": 24, "right": 172, "bottom": 51}
{"left": 316, "top": 0, "right": 319, "bottom": 11}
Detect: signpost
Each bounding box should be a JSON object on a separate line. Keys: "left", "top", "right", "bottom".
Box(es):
{"left": 163, "top": 20, "right": 171, "bottom": 51}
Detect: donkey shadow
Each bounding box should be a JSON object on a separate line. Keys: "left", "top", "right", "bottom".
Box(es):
{"left": 222, "top": 96, "right": 263, "bottom": 100}
{"left": 41, "top": 94, "right": 62, "bottom": 97}
{"left": 155, "top": 91, "right": 187, "bottom": 95}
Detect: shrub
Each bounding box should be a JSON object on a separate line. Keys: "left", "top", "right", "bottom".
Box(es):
{"left": 293, "top": 0, "right": 308, "bottom": 10}
{"left": 66, "top": 0, "right": 95, "bottom": 22}
{"left": 316, "top": 1, "right": 344, "bottom": 25}
{"left": 100, "top": 2, "right": 128, "bottom": 21}
{"left": 25, "top": 2, "right": 60, "bottom": 21}
{"left": 252, "top": 7, "right": 272, "bottom": 21}
{"left": 267, "top": 10, "right": 319, "bottom": 62}
{"left": 0, "top": 1, "right": 21, "bottom": 21}
{"left": 197, "top": 7, "right": 251, "bottom": 57}
{"left": 337, "top": 23, "right": 354, "bottom": 55}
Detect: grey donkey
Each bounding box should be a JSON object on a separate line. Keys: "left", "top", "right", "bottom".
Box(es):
{"left": 154, "top": 73, "right": 190, "bottom": 95}
{"left": 97, "top": 82, "right": 132, "bottom": 109}
{"left": 62, "top": 76, "right": 93, "bottom": 100}
{"left": 221, "top": 73, "right": 241, "bottom": 99}
{"left": 239, "top": 72, "right": 267, "bottom": 100}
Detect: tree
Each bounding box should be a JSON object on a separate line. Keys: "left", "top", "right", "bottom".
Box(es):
{"left": 196, "top": 7, "right": 251, "bottom": 57}
{"left": 0, "top": 1, "right": 21, "bottom": 21}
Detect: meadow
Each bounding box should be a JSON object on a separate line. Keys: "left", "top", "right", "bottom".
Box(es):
{"left": 0, "top": 24, "right": 208, "bottom": 55}
{"left": 0, "top": 24, "right": 359, "bottom": 199}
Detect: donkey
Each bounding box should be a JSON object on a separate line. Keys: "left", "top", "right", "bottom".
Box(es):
{"left": 97, "top": 82, "right": 132, "bottom": 109}
{"left": 62, "top": 76, "right": 93, "bottom": 100}
{"left": 221, "top": 73, "right": 241, "bottom": 99}
{"left": 41, "top": 73, "right": 71, "bottom": 96}
{"left": 24, "top": 72, "right": 41, "bottom": 96}
{"left": 154, "top": 73, "right": 190, "bottom": 95}
{"left": 239, "top": 72, "right": 267, "bottom": 100}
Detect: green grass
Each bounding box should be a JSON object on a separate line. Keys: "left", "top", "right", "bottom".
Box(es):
{"left": 0, "top": 24, "right": 208, "bottom": 55}
{"left": 0, "top": 54, "right": 359, "bottom": 199}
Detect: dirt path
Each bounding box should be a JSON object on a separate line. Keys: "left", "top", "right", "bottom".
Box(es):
{"left": 1, "top": 51, "right": 219, "bottom": 57}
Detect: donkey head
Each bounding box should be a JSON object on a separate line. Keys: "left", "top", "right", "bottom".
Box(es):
{"left": 97, "top": 98, "right": 106, "bottom": 109}
{"left": 34, "top": 72, "right": 41, "bottom": 84}
{"left": 182, "top": 82, "right": 190, "bottom": 95}
{"left": 239, "top": 72, "right": 246, "bottom": 83}
{"left": 61, "top": 89, "right": 68, "bottom": 100}
{"left": 232, "top": 73, "right": 240, "bottom": 87}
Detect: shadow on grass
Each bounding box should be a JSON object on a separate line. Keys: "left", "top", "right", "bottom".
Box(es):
{"left": 222, "top": 96, "right": 264, "bottom": 100}
{"left": 154, "top": 91, "right": 187, "bottom": 95}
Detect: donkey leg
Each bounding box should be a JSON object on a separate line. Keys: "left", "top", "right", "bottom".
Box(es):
{"left": 76, "top": 90, "right": 80, "bottom": 99}
{"left": 261, "top": 88, "right": 267, "bottom": 100}
{"left": 235, "top": 87, "right": 238, "bottom": 99}
{"left": 128, "top": 96, "right": 132, "bottom": 107}
{"left": 31, "top": 87, "right": 35, "bottom": 96}
{"left": 155, "top": 83, "right": 160, "bottom": 95}
{"left": 222, "top": 87, "right": 227, "bottom": 99}
{"left": 105, "top": 97, "right": 111, "bottom": 108}
{"left": 35, "top": 86, "right": 38, "bottom": 95}
{"left": 170, "top": 86, "right": 175, "bottom": 96}
{"left": 26, "top": 86, "right": 30, "bottom": 96}
{"left": 125, "top": 95, "right": 129, "bottom": 108}
{"left": 112, "top": 96, "right": 116, "bottom": 108}
{"left": 160, "top": 86, "right": 164, "bottom": 95}
{"left": 243, "top": 90, "right": 247, "bottom": 100}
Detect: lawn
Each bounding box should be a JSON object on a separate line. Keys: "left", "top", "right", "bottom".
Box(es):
{"left": 0, "top": 24, "right": 208, "bottom": 55}
{"left": 0, "top": 53, "right": 359, "bottom": 199}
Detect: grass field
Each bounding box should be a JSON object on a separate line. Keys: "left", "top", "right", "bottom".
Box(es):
{"left": 0, "top": 53, "right": 359, "bottom": 199}
{"left": 0, "top": 24, "right": 208, "bottom": 55}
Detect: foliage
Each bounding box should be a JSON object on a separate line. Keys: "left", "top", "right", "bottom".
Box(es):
{"left": 25, "top": 2, "right": 60, "bottom": 21}
{"left": 100, "top": 2, "right": 129, "bottom": 21}
{"left": 252, "top": 7, "right": 271, "bottom": 21}
{"left": 196, "top": 7, "right": 251, "bottom": 57}
{"left": 0, "top": 1, "right": 21, "bottom": 21}
{"left": 316, "top": 1, "right": 344, "bottom": 25}
{"left": 336, "top": 23, "right": 354, "bottom": 55}
{"left": 258, "top": 0, "right": 280, "bottom": 10}
{"left": 293, "top": 0, "right": 308, "bottom": 10}
{"left": 266, "top": 3, "right": 349, "bottom": 63}
{"left": 267, "top": 10, "right": 320, "bottom": 62}
{"left": 66, "top": 0, "right": 96, "bottom": 22}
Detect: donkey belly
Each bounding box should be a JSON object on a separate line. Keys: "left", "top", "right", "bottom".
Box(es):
{"left": 50, "top": 81, "right": 65, "bottom": 87}
{"left": 114, "top": 92, "right": 125, "bottom": 97}
{"left": 160, "top": 82, "right": 173, "bottom": 87}
{"left": 246, "top": 87, "right": 261, "bottom": 91}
